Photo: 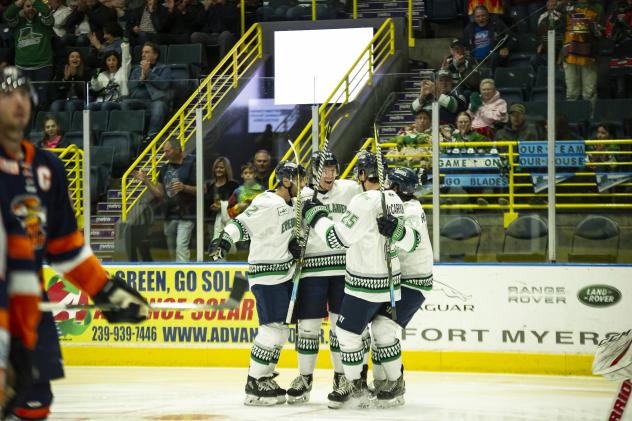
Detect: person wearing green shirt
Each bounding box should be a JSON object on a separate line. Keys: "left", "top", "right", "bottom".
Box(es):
{"left": 4, "top": 0, "right": 54, "bottom": 107}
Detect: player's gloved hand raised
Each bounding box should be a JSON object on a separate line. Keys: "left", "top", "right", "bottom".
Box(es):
{"left": 208, "top": 236, "right": 231, "bottom": 262}
{"left": 93, "top": 275, "right": 149, "bottom": 323}
{"left": 302, "top": 198, "right": 329, "bottom": 228}
{"left": 288, "top": 237, "right": 303, "bottom": 260}
{"left": 3, "top": 336, "right": 35, "bottom": 416}
{"left": 376, "top": 214, "right": 406, "bottom": 241}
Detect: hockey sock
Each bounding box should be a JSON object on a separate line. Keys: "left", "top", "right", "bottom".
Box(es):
{"left": 337, "top": 326, "right": 364, "bottom": 380}
{"left": 329, "top": 313, "right": 344, "bottom": 374}
{"left": 376, "top": 340, "right": 402, "bottom": 381}
{"left": 361, "top": 327, "right": 371, "bottom": 366}
{"left": 371, "top": 345, "right": 387, "bottom": 381}
{"left": 297, "top": 319, "right": 321, "bottom": 375}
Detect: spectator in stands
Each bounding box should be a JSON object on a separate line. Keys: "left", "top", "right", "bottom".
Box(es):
{"left": 391, "top": 109, "right": 433, "bottom": 170}
{"left": 125, "top": 0, "right": 169, "bottom": 46}
{"left": 468, "top": 78, "right": 508, "bottom": 138}
{"left": 158, "top": 0, "right": 204, "bottom": 45}
{"left": 561, "top": 0, "right": 603, "bottom": 102}
{"left": 38, "top": 114, "right": 64, "bottom": 148}
{"left": 205, "top": 156, "right": 239, "bottom": 237}
{"left": 286, "top": 0, "right": 336, "bottom": 20}
{"left": 532, "top": 0, "right": 565, "bottom": 69}
{"left": 544, "top": 112, "right": 579, "bottom": 139}
{"left": 495, "top": 103, "right": 541, "bottom": 141}
{"left": 507, "top": 0, "right": 546, "bottom": 33}
{"left": 89, "top": 41, "right": 130, "bottom": 110}
{"left": 190, "top": 0, "right": 238, "bottom": 60}
{"left": 50, "top": 48, "right": 91, "bottom": 112}
{"left": 122, "top": 41, "right": 171, "bottom": 140}
{"left": 227, "top": 162, "right": 265, "bottom": 218}
{"left": 62, "top": 0, "right": 118, "bottom": 47}
{"left": 464, "top": 5, "right": 515, "bottom": 68}
{"left": 4, "top": 0, "right": 55, "bottom": 108}
{"left": 604, "top": 0, "right": 632, "bottom": 98}
{"left": 443, "top": 111, "right": 490, "bottom": 154}
{"left": 49, "top": 0, "right": 71, "bottom": 38}
{"left": 411, "top": 70, "right": 467, "bottom": 125}
{"left": 135, "top": 138, "right": 197, "bottom": 261}
{"left": 253, "top": 149, "right": 272, "bottom": 186}
{"left": 88, "top": 21, "right": 124, "bottom": 64}
{"left": 441, "top": 37, "right": 481, "bottom": 97}
{"left": 587, "top": 123, "right": 620, "bottom": 169}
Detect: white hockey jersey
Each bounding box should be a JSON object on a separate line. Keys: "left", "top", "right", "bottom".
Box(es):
{"left": 223, "top": 191, "right": 296, "bottom": 286}
{"left": 399, "top": 199, "right": 433, "bottom": 291}
{"left": 313, "top": 189, "right": 420, "bottom": 303}
{"left": 301, "top": 179, "right": 362, "bottom": 277}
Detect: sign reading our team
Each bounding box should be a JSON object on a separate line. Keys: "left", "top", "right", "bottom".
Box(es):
{"left": 439, "top": 154, "right": 502, "bottom": 170}
{"left": 518, "top": 141, "right": 586, "bottom": 168}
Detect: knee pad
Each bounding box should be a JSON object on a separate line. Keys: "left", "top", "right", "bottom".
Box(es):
{"left": 371, "top": 315, "right": 399, "bottom": 347}
{"left": 254, "top": 323, "right": 289, "bottom": 351}
{"left": 297, "top": 318, "right": 321, "bottom": 354}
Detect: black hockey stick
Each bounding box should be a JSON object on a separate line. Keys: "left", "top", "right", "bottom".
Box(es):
{"left": 374, "top": 123, "right": 397, "bottom": 322}
{"left": 285, "top": 126, "right": 331, "bottom": 324}
{"left": 39, "top": 273, "right": 250, "bottom": 312}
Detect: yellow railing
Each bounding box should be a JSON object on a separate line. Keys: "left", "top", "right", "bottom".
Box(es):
{"left": 269, "top": 18, "right": 396, "bottom": 188}
{"left": 47, "top": 145, "right": 84, "bottom": 224}
{"left": 120, "top": 24, "right": 263, "bottom": 221}
{"left": 341, "top": 138, "right": 632, "bottom": 214}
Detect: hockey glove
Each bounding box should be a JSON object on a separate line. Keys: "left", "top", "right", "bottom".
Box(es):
{"left": 376, "top": 214, "right": 406, "bottom": 241}
{"left": 469, "top": 91, "right": 482, "bottom": 113}
{"left": 93, "top": 275, "right": 149, "bottom": 324}
{"left": 302, "top": 198, "right": 329, "bottom": 228}
{"left": 4, "top": 337, "right": 34, "bottom": 416}
{"left": 208, "top": 236, "right": 231, "bottom": 262}
{"left": 288, "top": 237, "right": 303, "bottom": 260}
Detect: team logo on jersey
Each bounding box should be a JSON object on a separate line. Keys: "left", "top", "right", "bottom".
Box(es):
{"left": 36, "top": 165, "right": 52, "bottom": 191}
{"left": 10, "top": 194, "right": 46, "bottom": 250}
{"left": 0, "top": 156, "right": 19, "bottom": 174}
{"left": 277, "top": 206, "right": 290, "bottom": 217}
{"left": 46, "top": 274, "right": 92, "bottom": 336}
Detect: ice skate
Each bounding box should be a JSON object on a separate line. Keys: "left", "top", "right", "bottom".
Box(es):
{"left": 286, "top": 374, "right": 312, "bottom": 404}
{"left": 327, "top": 376, "right": 370, "bottom": 409}
{"left": 244, "top": 375, "right": 278, "bottom": 406}
{"left": 376, "top": 374, "right": 405, "bottom": 408}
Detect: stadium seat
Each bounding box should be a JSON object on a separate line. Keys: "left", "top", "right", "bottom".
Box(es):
{"left": 107, "top": 109, "right": 145, "bottom": 134}
{"left": 90, "top": 145, "right": 115, "bottom": 171}
{"left": 497, "top": 214, "right": 548, "bottom": 262}
{"left": 166, "top": 44, "right": 204, "bottom": 67}
{"left": 557, "top": 100, "right": 591, "bottom": 135}
{"left": 62, "top": 131, "right": 86, "bottom": 148}
{"left": 530, "top": 86, "right": 564, "bottom": 102}
{"left": 497, "top": 87, "right": 525, "bottom": 104}
{"left": 71, "top": 110, "right": 110, "bottom": 142}
{"left": 524, "top": 101, "right": 547, "bottom": 120}
{"left": 28, "top": 130, "right": 44, "bottom": 145}
{"left": 440, "top": 216, "right": 481, "bottom": 262}
{"left": 568, "top": 215, "right": 620, "bottom": 263}
{"left": 515, "top": 33, "right": 538, "bottom": 53}
{"left": 494, "top": 66, "right": 535, "bottom": 97}
{"left": 423, "top": 0, "right": 462, "bottom": 22}
{"left": 534, "top": 66, "right": 564, "bottom": 87}
{"left": 100, "top": 132, "right": 136, "bottom": 176}
{"left": 593, "top": 99, "right": 632, "bottom": 124}
{"left": 507, "top": 52, "right": 535, "bottom": 68}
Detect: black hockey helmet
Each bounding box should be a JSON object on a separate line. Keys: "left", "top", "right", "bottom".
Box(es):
{"left": 275, "top": 160, "right": 306, "bottom": 183}
{"left": 388, "top": 166, "right": 422, "bottom": 195}
{"left": 354, "top": 150, "right": 388, "bottom": 180}
{"left": 312, "top": 150, "right": 339, "bottom": 176}
{"left": 0, "top": 66, "right": 38, "bottom": 105}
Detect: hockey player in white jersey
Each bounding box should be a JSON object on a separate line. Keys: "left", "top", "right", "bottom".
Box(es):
{"left": 209, "top": 161, "right": 306, "bottom": 407}
{"left": 301, "top": 151, "right": 421, "bottom": 408}
{"left": 286, "top": 151, "right": 362, "bottom": 404}
{"left": 370, "top": 166, "right": 434, "bottom": 408}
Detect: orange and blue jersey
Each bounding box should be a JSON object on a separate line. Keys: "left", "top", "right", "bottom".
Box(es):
{"left": 0, "top": 140, "right": 109, "bottom": 349}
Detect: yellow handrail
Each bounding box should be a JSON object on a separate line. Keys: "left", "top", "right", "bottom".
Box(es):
{"left": 340, "top": 138, "right": 632, "bottom": 211}
{"left": 120, "top": 23, "right": 263, "bottom": 221}
{"left": 269, "top": 18, "right": 396, "bottom": 188}
{"left": 47, "top": 145, "right": 84, "bottom": 223}
{"left": 408, "top": 0, "right": 414, "bottom": 47}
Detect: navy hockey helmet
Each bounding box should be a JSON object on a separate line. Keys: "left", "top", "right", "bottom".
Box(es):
{"left": 312, "top": 150, "right": 339, "bottom": 175}
{"left": 0, "top": 66, "right": 38, "bottom": 106}
{"left": 275, "top": 160, "right": 307, "bottom": 183}
{"left": 354, "top": 150, "right": 388, "bottom": 180}
{"left": 388, "top": 167, "right": 422, "bottom": 195}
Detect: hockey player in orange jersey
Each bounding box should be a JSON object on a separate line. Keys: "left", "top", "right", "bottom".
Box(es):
{"left": 0, "top": 66, "right": 150, "bottom": 420}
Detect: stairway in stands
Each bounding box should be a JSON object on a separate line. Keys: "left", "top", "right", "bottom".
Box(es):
{"left": 376, "top": 66, "right": 425, "bottom": 143}
{"left": 354, "top": 0, "right": 424, "bottom": 32}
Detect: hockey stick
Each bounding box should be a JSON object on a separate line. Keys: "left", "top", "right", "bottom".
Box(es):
{"left": 593, "top": 330, "right": 632, "bottom": 420}
{"left": 285, "top": 128, "right": 331, "bottom": 324}
{"left": 40, "top": 273, "right": 249, "bottom": 312}
{"left": 374, "top": 124, "right": 397, "bottom": 322}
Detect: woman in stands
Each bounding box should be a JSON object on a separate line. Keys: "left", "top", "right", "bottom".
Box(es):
{"left": 50, "top": 49, "right": 92, "bottom": 113}
{"left": 444, "top": 111, "right": 490, "bottom": 154}
{"left": 587, "top": 123, "right": 620, "bottom": 169}
{"left": 467, "top": 78, "right": 508, "bottom": 139}
{"left": 38, "top": 115, "right": 64, "bottom": 148}
{"left": 89, "top": 42, "right": 131, "bottom": 111}
{"left": 205, "top": 156, "right": 239, "bottom": 238}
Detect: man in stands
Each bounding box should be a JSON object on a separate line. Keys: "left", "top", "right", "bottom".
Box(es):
{"left": 253, "top": 149, "right": 273, "bottom": 186}
{"left": 122, "top": 41, "right": 171, "bottom": 142}
{"left": 0, "top": 66, "right": 149, "bottom": 420}
{"left": 463, "top": 5, "right": 516, "bottom": 68}
{"left": 411, "top": 70, "right": 466, "bottom": 125}
{"left": 441, "top": 37, "right": 481, "bottom": 97}
{"left": 495, "top": 103, "right": 542, "bottom": 141}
